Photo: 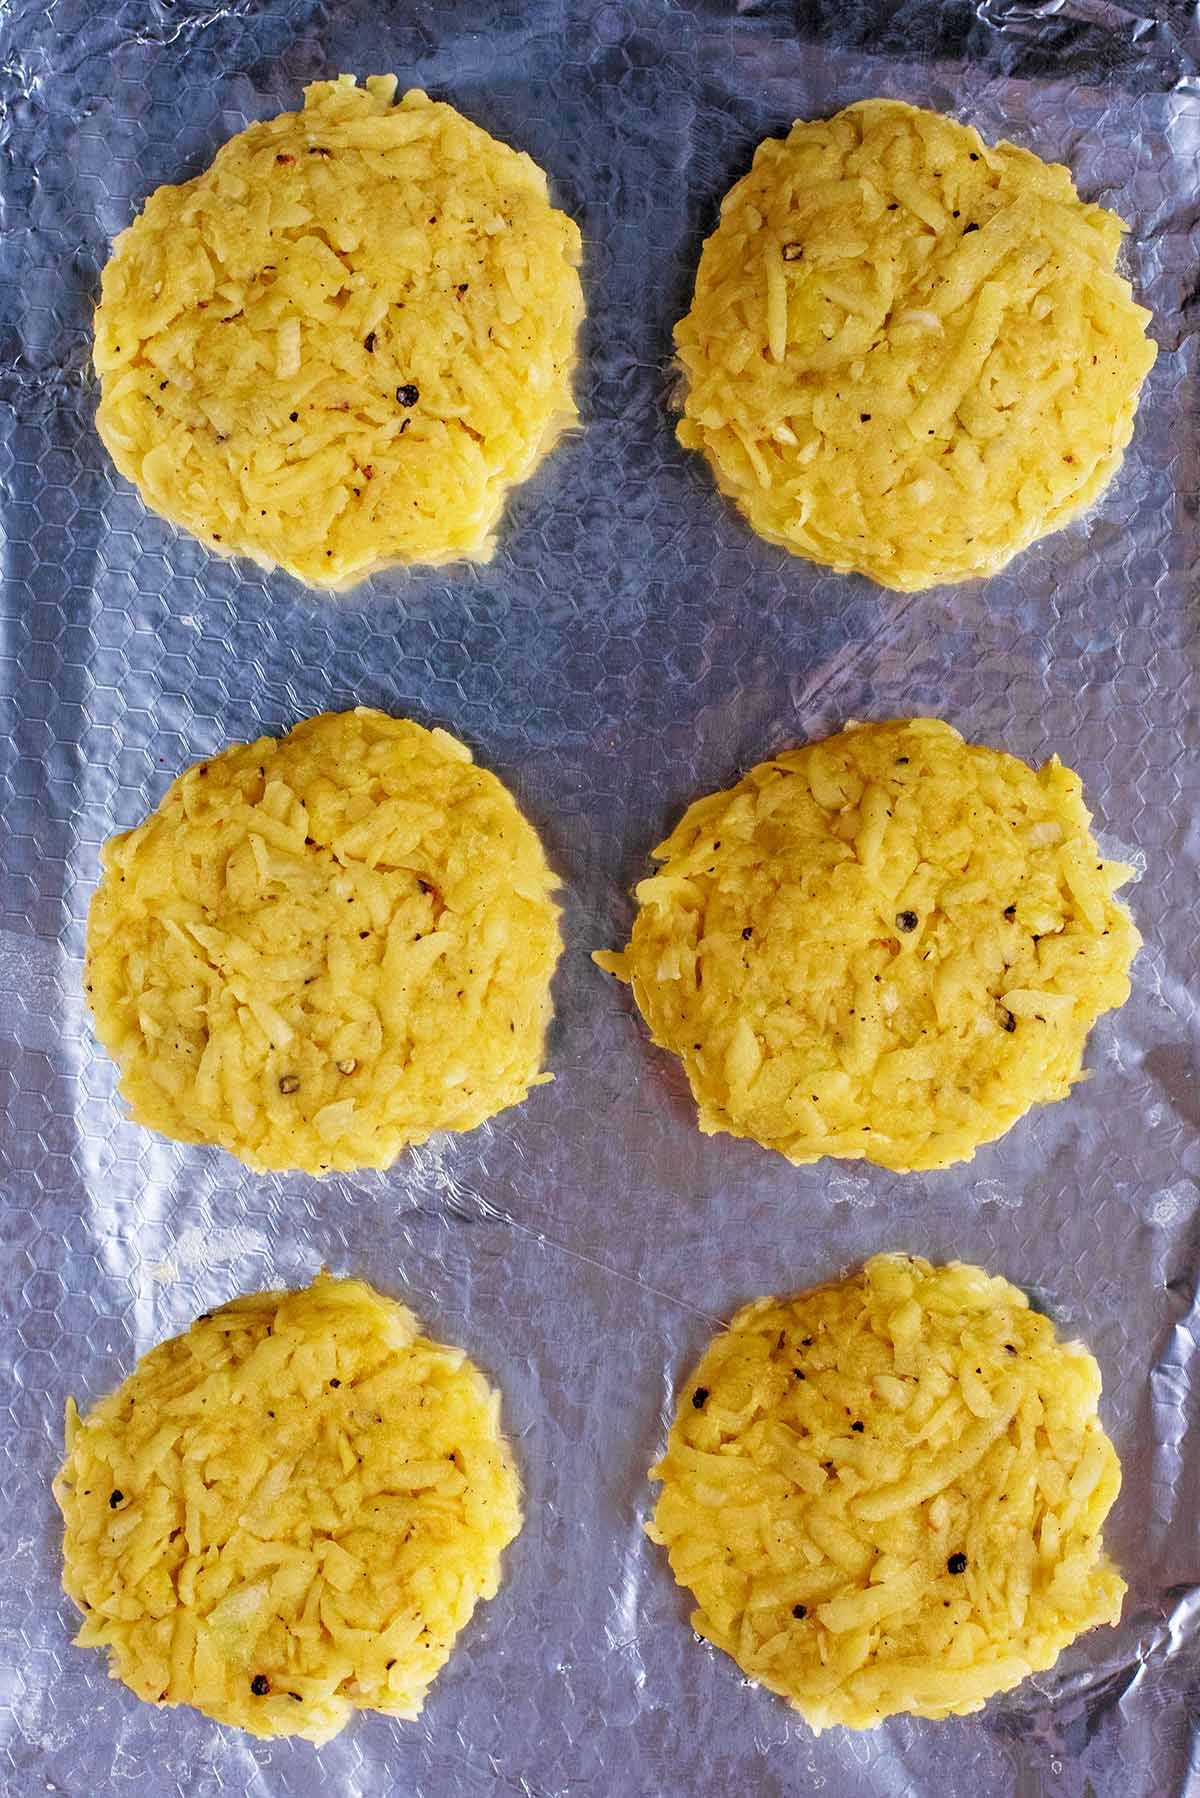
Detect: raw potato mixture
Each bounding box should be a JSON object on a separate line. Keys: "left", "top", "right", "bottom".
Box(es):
{"left": 596, "top": 718, "right": 1139, "bottom": 1172}
{"left": 92, "top": 75, "right": 584, "bottom": 587}
{"left": 674, "top": 99, "right": 1156, "bottom": 590}
{"left": 85, "top": 708, "right": 561, "bottom": 1173}
{"left": 53, "top": 1276, "right": 523, "bottom": 1745}
{"left": 648, "top": 1254, "right": 1125, "bottom": 1730}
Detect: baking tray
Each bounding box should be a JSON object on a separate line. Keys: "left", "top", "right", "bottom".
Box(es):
{"left": 1, "top": 2, "right": 1198, "bottom": 1794}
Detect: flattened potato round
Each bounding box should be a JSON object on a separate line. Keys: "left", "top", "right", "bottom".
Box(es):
{"left": 675, "top": 100, "right": 1156, "bottom": 590}
{"left": 649, "top": 1254, "right": 1125, "bottom": 1731}
{"left": 93, "top": 75, "right": 583, "bottom": 588}
{"left": 54, "top": 1276, "right": 522, "bottom": 1744}
{"left": 596, "top": 719, "right": 1139, "bottom": 1172}
{"left": 85, "top": 708, "right": 561, "bottom": 1173}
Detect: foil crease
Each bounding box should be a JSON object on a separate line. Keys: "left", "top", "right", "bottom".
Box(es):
{"left": 1, "top": 3, "right": 1197, "bottom": 1794}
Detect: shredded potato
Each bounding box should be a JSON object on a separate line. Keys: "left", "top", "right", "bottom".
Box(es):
{"left": 675, "top": 100, "right": 1156, "bottom": 590}
{"left": 595, "top": 718, "right": 1139, "bottom": 1172}
{"left": 648, "top": 1254, "right": 1125, "bottom": 1730}
{"left": 93, "top": 75, "right": 583, "bottom": 588}
{"left": 85, "top": 708, "right": 561, "bottom": 1173}
{"left": 53, "top": 1276, "right": 521, "bottom": 1745}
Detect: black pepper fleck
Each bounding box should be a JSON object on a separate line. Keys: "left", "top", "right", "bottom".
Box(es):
{"left": 947, "top": 1552, "right": 968, "bottom": 1575}
{"left": 792, "top": 1604, "right": 807, "bottom": 1619}
{"left": 396, "top": 383, "right": 419, "bottom": 407}
{"left": 250, "top": 1674, "right": 271, "bottom": 1696}
{"left": 692, "top": 1387, "right": 709, "bottom": 1410}
{"left": 896, "top": 910, "right": 918, "bottom": 933}
{"left": 109, "top": 1489, "right": 123, "bottom": 1508}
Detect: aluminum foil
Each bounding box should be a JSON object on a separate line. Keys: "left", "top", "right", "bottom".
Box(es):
{"left": 1, "top": 2, "right": 1198, "bottom": 1794}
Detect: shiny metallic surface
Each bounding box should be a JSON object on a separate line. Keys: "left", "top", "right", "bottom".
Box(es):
{"left": 1, "top": 3, "right": 1197, "bottom": 1794}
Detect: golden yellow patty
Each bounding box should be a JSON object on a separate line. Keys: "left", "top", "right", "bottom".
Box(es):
{"left": 85, "top": 708, "right": 561, "bottom": 1173}
{"left": 649, "top": 1254, "right": 1125, "bottom": 1730}
{"left": 93, "top": 75, "right": 583, "bottom": 588}
{"left": 675, "top": 99, "right": 1156, "bottom": 590}
{"left": 596, "top": 718, "right": 1138, "bottom": 1172}
{"left": 54, "top": 1276, "right": 522, "bottom": 1745}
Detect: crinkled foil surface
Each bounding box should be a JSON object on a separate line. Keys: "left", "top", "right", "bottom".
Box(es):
{"left": 1, "top": 2, "right": 1198, "bottom": 1794}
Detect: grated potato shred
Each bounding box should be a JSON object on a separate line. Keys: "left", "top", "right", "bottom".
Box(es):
{"left": 85, "top": 708, "right": 561, "bottom": 1173}
{"left": 674, "top": 100, "right": 1156, "bottom": 590}
{"left": 595, "top": 718, "right": 1139, "bottom": 1172}
{"left": 93, "top": 75, "right": 583, "bottom": 587}
{"left": 648, "top": 1254, "right": 1125, "bottom": 1730}
{"left": 53, "top": 1276, "right": 522, "bottom": 1745}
